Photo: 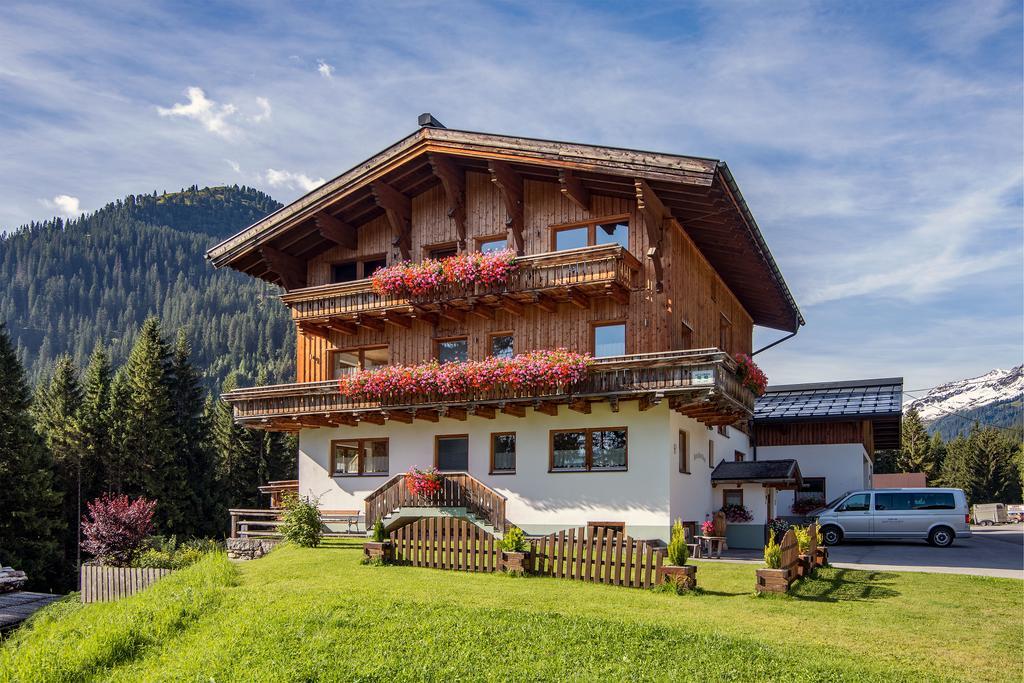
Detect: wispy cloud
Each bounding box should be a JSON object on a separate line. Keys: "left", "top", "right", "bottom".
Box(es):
{"left": 157, "top": 86, "right": 239, "bottom": 139}
{"left": 317, "top": 59, "right": 334, "bottom": 79}
{"left": 251, "top": 97, "right": 271, "bottom": 123}
{"left": 263, "top": 168, "right": 324, "bottom": 193}
{"left": 40, "top": 194, "right": 83, "bottom": 218}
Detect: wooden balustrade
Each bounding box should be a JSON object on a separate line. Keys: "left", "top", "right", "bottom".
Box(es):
{"left": 365, "top": 472, "right": 508, "bottom": 534}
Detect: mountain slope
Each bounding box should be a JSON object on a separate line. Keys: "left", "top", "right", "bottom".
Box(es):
{"left": 906, "top": 366, "right": 1024, "bottom": 440}
{"left": 0, "top": 186, "right": 294, "bottom": 389}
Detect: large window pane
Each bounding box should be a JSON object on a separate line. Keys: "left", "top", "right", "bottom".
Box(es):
{"left": 332, "top": 442, "right": 360, "bottom": 475}
{"left": 331, "top": 261, "right": 358, "bottom": 283}
{"left": 436, "top": 436, "right": 469, "bottom": 472}
{"left": 552, "top": 431, "right": 586, "bottom": 470}
{"left": 364, "top": 440, "right": 389, "bottom": 474}
{"left": 490, "top": 334, "right": 514, "bottom": 359}
{"left": 332, "top": 351, "right": 360, "bottom": 378}
{"left": 362, "top": 347, "right": 389, "bottom": 370}
{"left": 437, "top": 339, "right": 468, "bottom": 364}
{"left": 479, "top": 237, "right": 507, "bottom": 254}
{"left": 554, "top": 226, "right": 588, "bottom": 251}
{"left": 593, "top": 323, "right": 626, "bottom": 357}
{"left": 595, "top": 221, "right": 628, "bottom": 249}
{"left": 492, "top": 433, "right": 516, "bottom": 472}
{"left": 592, "top": 429, "right": 627, "bottom": 469}
{"left": 363, "top": 257, "right": 387, "bottom": 277}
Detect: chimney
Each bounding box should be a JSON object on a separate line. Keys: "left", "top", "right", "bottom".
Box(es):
{"left": 418, "top": 113, "right": 446, "bottom": 129}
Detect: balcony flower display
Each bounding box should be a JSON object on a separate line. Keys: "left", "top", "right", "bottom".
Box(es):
{"left": 733, "top": 354, "right": 768, "bottom": 397}
{"left": 337, "top": 349, "right": 592, "bottom": 400}
{"left": 371, "top": 249, "right": 518, "bottom": 297}
{"left": 720, "top": 503, "right": 754, "bottom": 523}
{"left": 405, "top": 466, "right": 442, "bottom": 496}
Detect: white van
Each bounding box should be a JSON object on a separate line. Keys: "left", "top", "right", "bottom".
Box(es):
{"left": 815, "top": 488, "right": 971, "bottom": 548}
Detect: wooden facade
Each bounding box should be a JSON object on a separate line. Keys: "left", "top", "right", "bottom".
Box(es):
{"left": 755, "top": 420, "right": 876, "bottom": 459}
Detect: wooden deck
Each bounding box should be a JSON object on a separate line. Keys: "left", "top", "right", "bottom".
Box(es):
{"left": 0, "top": 591, "right": 61, "bottom": 631}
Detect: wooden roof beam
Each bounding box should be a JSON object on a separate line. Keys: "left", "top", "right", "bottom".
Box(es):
{"left": 297, "top": 322, "right": 330, "bottom": 339}
{"left": 496, "top": 295, "right": 524, "bottom": 317}
{"left": 355, "top": 315, "right": 385, "bottom": 332}
{"left": 441, "top": 406, "right": 468, "bottom": 421}
{"left": 429, "top": 154, "right": 468, "bottom": 251}
{"left": 470, "top": 405, "right": 496, "bottom": 419}
{"left": 315, "top": 212, "right": 357, "bottom": 250}
{"left": 260, "top": 245, "right": 306, "bottom": 291}
{"left": 534, "top": 293, "right": 558, "bottom": 313}
{"left": 324, "top": 320, "right": 357, "bottom": 336}
{"left": 385, "top": 410, "right": 413, "bottom": 424}
{"left": 438, "top": 305, "right": 467, "bottom": 324}
{"left": 568, "top": 400, "right": 591, "bottom": 415}
{"left": 488, "top": 160, "right": 525, "bottom": 255}
{"left": 533, "top": 401, "right": 559, "bottom": 416}
{"left": 559, "top": 169, "right": 591, "bottom": 211}
{"left": 500, "top": 402, "right": 526, "bottom": 418}
{"left": 371, "top": 181, "right": 412, "bottom": 260}
{"left": 566, "top": 287, "right": 590, "bottom": 310}
{"left": 635, "top": 179, "right": 670, "bottom": 293}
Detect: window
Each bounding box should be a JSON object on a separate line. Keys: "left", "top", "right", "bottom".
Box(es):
{"left": 490, "top": 433, "right": 516, "bottom": 473}
{"left": 681, "top": 320, "right": 694, "bottom": 350}
{"left": 436, "top": 337, "right": 468, "bottom": 364}
{"left": 875, "top": 492, "right": 955, "bottom": 511}
{"left": 550, "top": 427, "right": 627, "bottom": 472}
{"left": 551, "top": 216, "right": 629, "bottom": 251}
{"left": 363, "top": 256, "right": 387, "bottom": 277}
{"left": 717, "top": 425, "right": 729, "bottom": 437}
{"left": 331, "top": 346, "right": 389, "bottom": 378}
{"left": 435, "top": 435, "right": 469, "bottom": 472}
{"left": 837, "top": 493, "right": 871, "bottom": 512}
{"left": 678, "top": 431, "right": 690, "bottom": 474}
{"left": 477, "top": 235, "right": 507, "bottom": 253}
{"left": 489, "top": 333, "right": 514, "bottom": 359}
{"left": 592, "top": 322, "right": 626, "bottom": 357}
{"left": 734, "top": 450, "right": 745, "bottom": 463}
{"left": 426, "top": 243, "right": 458, "bottom": 260}
{"left": 795, "top": 478, "right": 826, "bottom": 505}
{"left": 330, "top": 255, "right": 387, "bottom": 283}
{"left": 723, "top": 489, "right": 743, "bottom": 508}
{"left": 331, "top": 439, "right": 388, "bottom": 476}
{"left": 719, "top": 314, "right": 732, "bottom": 353}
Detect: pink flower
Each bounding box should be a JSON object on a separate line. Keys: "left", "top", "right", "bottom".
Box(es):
{"left": 371, "top": 250, "right": 518, "bottom": 297}
{"left": 734, "top": 354, "right": 768, "bottom": 397}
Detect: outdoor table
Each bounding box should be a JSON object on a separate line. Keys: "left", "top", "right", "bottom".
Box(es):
{"left": 697, "top": 535, "right": 727, "bottom": 559}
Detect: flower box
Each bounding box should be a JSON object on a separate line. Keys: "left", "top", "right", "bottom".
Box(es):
{"left": 814, "top": 546, "right": 829, "bottom": 568}
{"left": 755, "top": 567, "right": 793, "bottom": 594}
{"left": 501, "top": 550, "right": 532, "bottom": 575}
{"left": 657, "top": 564, "right": 698, "bottom": 590}
{"left": 364, "top": 540, "right": 394, "bottom": 563}
{"left": 796, "top": 554, "right": 813, "bottom": 578}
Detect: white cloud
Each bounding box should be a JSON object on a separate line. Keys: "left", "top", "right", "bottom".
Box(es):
{"left": 225, "top": 159, "right": 241, "bottom": 173}
{"left": 157, "top": 86, "right": 239, "bottom": 138}
{"left": 41, "top": 194, "right": 83, "bottom": 218}
{"left": 263, "top": 168, "right": 325, "bottom": 193}
{"left": 317, "top": 59, "right": 334, "bottom": 79}
{"left": 251, "top": 97, "right": 272, "bottom": 123}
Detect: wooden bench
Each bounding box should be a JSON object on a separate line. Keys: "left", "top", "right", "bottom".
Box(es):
{"left": 321, "top": 509, "right": 362, "bottom": 535}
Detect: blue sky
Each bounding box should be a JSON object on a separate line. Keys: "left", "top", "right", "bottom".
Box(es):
{"left": 1, "top": 0, "right": 1021, "bottom": 392}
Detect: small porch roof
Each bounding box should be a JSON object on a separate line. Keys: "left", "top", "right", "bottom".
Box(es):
{"left": 710, "top": 459, "right": 803, "bottom": 489}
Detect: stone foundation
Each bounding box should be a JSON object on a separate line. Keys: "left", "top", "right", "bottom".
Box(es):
{"left": 226, "top": 537, "right": 279, "bottom": 560}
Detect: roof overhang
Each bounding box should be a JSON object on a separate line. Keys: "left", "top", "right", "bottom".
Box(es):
{"left": 206, "top": 126, "right": 803, "bottom": 332}
{"left": 710, "top": 459, "right": 803, "bottom": 489}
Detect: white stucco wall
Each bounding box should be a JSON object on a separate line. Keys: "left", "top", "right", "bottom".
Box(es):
{"left": 759, "top": 444, "right": 872, "bottom": 516}
{"left": 298, "top": 401, "right": 683, "bottom": 539}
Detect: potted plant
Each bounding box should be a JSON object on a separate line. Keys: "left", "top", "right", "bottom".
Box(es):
{"left": 755, "top": 531, "right": 791, "bottom": 593}
{"left": 363, "top": 520, "right": 393, "bottom": 563}
{"left": 657, "top": 519, "right": 697, "bottom": 592}
{"left": 792, "top": 525, "right": 813, "bottom": 578}
{"left": 499, "top": 526, "right": 532, "bottom": 575}
{"left": 810, "top": 525, "right": 828, "bottom": 567}
{"left": 405, "top": 466, "right": 442, "bottom": 498}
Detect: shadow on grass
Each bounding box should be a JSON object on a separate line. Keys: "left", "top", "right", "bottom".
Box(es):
{"left": 789, "top": 568, "right": 900, "bottom": 603}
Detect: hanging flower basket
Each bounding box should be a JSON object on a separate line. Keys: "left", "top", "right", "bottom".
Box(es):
{"left": 337, "top": 349, "right": 593, "bottom": 401}
{"left": 371, "top": 250, "right": 518, "bottom": 298}
{"left": 733, "top": 354, "right": 768, "bottom": 397}
{"left": 405, "top": 467, "right": 442, "bottom": 496}
{"left": 720, "top": 504, "right": 754, "bottom": 523}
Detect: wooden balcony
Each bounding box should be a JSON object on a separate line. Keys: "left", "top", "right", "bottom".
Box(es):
{"left": 282, "top": 244, "right": 641, "bottom": 335}
{"left": 222, "top": 349, "right": 754, "bottom": 431}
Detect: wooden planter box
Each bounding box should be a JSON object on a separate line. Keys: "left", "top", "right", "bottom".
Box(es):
{"left": 755, "top": 567, "right": 792, "bottom": 594}
{"left": 814, "top": 546, "right": 829, "bottom": 567}
{"left": 657, "top": 564, "right": 698, "bottom": 590}
{"left": 363, "top": 540, "right": 394, "bottom": 563}
{"left": 80, "top": 564, "right": 172, "bottom": 603}
{"left": 796, "top": 554, "right": 813, "bottom": 578}
{"left": 502, "top": 551, "right": 532, "bottom": 574}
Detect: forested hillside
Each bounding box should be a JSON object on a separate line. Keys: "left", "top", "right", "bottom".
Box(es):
{"left": 0, "top": 186, "right": 294, "bottom": 389}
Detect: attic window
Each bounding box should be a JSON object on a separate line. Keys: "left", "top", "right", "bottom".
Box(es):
{"left": 550, "top": 215, "right": 629, "bottom": 252}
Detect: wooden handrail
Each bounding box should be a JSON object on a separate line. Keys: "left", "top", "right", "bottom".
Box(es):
{"left": 364, "top": 472, "right": 509, "bottom": 534}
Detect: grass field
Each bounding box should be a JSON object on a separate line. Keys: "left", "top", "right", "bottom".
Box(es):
{"left": 2, "top": 540, "right": 1021, "bottom": 682}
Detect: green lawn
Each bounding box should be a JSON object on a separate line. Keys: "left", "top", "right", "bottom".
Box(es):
{"left": 2, "top": 540, "right": 1021, "bottom": 682}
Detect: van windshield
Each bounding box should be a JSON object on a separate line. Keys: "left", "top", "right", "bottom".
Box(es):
{"left": 825, "top": 492, "right": 852, "bottom": 510}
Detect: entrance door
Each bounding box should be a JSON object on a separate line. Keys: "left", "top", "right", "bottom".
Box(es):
{"left": 835, "top": 492, "right": 873, "bottom": 538}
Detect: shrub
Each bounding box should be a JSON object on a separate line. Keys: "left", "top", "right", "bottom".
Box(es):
{"left": 371, "top": 520, "right": 387, "bottom": 542}
{"left": 792, "top": 526, "right": 811, "bottom": 555}
{"left": 133, "top": 537, "right": 220, "bottom": 570}
{"left": 763, "top": 531, "right": 782, "bottom": 569}
{"left": 499, "top": 526, "right": 530, "bottom": 553}
{"left": 767, "top": 518, "right": 791, "bottom": 539}
{"left": 81, "top": 494, "right": 157, "bottom": 566}
{"left": 666, "top": 519, "right": 689, "bottom": 566}
{"left": 279, "top": 494, "right": 322, "bottom": 548}
{"left": 720, "top": 504, "right": 753, "bottom": 523}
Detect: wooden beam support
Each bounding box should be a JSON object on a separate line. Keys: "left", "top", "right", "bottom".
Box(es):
{"left": 438, "top": 306, "right": 467, "bottom": 324}
{"left": 568, "top": 400, "right": 591, "bottom": 415}
{"left": 470, "top": 405, "right": 496, "bottom": 419}
{"left": 441, "top": 406, "right": 468, "bottom": 421}
{"left": 604, "top": 283, "right": 629, "bottom": 305}
{"left": 297, "top": 322, "right": 330, "bottom": 339}
{"left": 566, "top": 287, "right": 590, "bottom": 310}
{"left": 496, "top": 295, "right": 524, "bottom": 317}
{"left": 635, "top": 179, "right": 670, "bottom": 293}
{"left": 609, "top": 397, "right": 620, "bottom": 413}
{"left": 500, "top": 402, "right": 526, "bottom": 418}
{"left": 429, "top": 154, "right": 468, "bottom": 251}
{"left": 638, "top": 393, "right": 663, "bottom": 412}
{"left": 260, "top": 245, "right": 306, "bottom": 291}
{"left": 468, "top": 303, "right": 496, "bottom": 321}
{"left": 324, "top": 320, "right": 357, "bottom": 336}
{"left": 534, "top": 293, "right": 558, "bottom": 314}
{"left": 533, "top": 401, "right": 559, "bottom": 417}
{"left": 315, "top": 212, "right": 357, "bottom": 250}
{"left": 385, "top": 410, "right": 413, "bottom": 424}
{"left": 325, "top": 413, "right": 357, "bottom": 427}
{"left": 558, "top": 169, "right": 590, "bottom": 211}
{"left": 381, "top": 314, "right": 412, "bottom": 329}
{"left": 488, "top": 160, "right": 525, "bottom": 255}
{"left": 371, "top": 181, "right": 412, "bottom": 260}
{"left": 356, "top": 315, "right": 385, "bottom": 332}
{"left": 414, "top": 409, "right": 439, "bottom": 423}
{"left": 354, "top": 412, "right": 386, "bottom": 426}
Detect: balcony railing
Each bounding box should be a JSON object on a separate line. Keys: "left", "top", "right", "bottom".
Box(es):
{"left": 222, "top": 349, "right": 753, "bottom": 430}
{"left": 281, "top": 244, "right": 641, "bottom": 328}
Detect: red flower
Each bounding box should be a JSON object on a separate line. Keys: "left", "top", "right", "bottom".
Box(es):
{"left": 371, "top": 250, "right": 517, "bottom": 298}
{"left": 733, "top": 354, "right": 768, "bottom": 397}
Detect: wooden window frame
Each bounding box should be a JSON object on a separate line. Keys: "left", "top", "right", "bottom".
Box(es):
{"left": 435, "top": 336, "right": 469, "bottom": 364}
{"left": 678, "top": 430, "right": 690, "bottom": 474}
{"left": 489, "top": 432, "right": 516, "bottom": 475}
{"left": 434, "top": 434, "right": 470, "bottom": 472}
{"left": 423, "top": 241, "right": 459, "bottom": 260}
{"left": 548, "top": 213, "right": 630, "bottom": 251}
{"left": 548, "top": 426, "right": 628, "bottom": 473}
{"left": 330, "top": 438, "right": 389, "bottom": 477}
{"left": 488, "top": 331, "right": 514, "bottom": 359}
{"left": 590, "top": 320, "right": 627, "bottom": 357}
{"left": 329, "top": 345, "right": 389, "bottom": 378}
{"left": 329, "top": 253, "right": 387, "bottom": 282}
{"left": 717, "top": 425, "right": 729, "bottom": 437}
{"left": 723, "top": 488, "right": 743, "bottom": 508}
{"left": 475, "top": 234, "right": 508, "bottom": 253}
{"left": 708, "top": 439, "right": 715, "bottom": 467}
{"left": 734, "top": 450, "right": 745, "bottom": 462}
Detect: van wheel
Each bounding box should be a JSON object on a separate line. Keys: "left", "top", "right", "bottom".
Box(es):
{"left": 929, "top": 527, "right": 955, "bottom": 547}
{"left": 821, "top": 525, "right": 843, "bottom": 546}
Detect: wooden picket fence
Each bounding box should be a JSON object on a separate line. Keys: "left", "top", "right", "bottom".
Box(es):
{"left": 80, "top": 564, "right": 172, "bottom": 603}
{"left": 390, "top": 517, "right": 502, "bottom": 572}
{"left": 779, "top": 528, "right": 799, "bottom": 574}
{"left": 530, "top": 527, "right": 665, "bottom": 589}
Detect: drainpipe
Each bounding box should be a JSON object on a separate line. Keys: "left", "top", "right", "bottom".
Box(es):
{"left": 750, "top": 316, "right": 800, "bottom": 460}
{"left": 752, "top": 327, "right": 798, "bottom": 357}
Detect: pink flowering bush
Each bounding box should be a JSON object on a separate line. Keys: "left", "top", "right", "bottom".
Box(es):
{"left": 371, "top": 249, "right": 518, "bottom": 297}
{"left": 734, "top": 353, "right": 768, "bottom": 397}
{"left": 81, "top": 494, "right": 157, "bottom": 566}
{"left": 405, "top": 466, "right": 442, "bottom": 496}
{"left": 701, "top": 520, "right": 715, "bottom": 536}
{"left": 338, "top": 349, "right": 592, "bottom": 401}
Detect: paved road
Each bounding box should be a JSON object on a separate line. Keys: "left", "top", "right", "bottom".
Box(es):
{"left": 826, "top": 525, "right": 1023, "bottom": 579}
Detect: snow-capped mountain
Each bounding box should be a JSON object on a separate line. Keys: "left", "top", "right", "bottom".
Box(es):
{"left": 905, "top": 365, "right": 1024, "bottom": 426}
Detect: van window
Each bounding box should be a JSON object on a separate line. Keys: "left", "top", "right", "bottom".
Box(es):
{"left": 876, "top": 492, "right": 955, "bottom": 511}
{"left": 837, "top": 493, "right": 870, "bottom": 512}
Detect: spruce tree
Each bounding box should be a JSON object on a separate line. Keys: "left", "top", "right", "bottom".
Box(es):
{"left": 896, "top": 409, "right": 942, "bottom": 478}
{"left": 80, "top": 345, "right": 113, "bottom": 501}
{"left": 212, "top": 371, "right": 261, "bottom": 510}
{"left": 0, "top": 324, "right": 62, "bottom": 590}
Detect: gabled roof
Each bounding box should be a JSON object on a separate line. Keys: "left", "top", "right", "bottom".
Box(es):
{"left": 206, "top": 124, "right": 803, "bottom": 332}
{"left": 711, "top": 459, "right": 802, "bottom": 486}
{"left": 755, "top": 377, "right": 904, "bottom": 449}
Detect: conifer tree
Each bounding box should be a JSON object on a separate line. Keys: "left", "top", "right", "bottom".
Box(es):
{"left": 0, "top": 324, "right": 62, "bottom": 590}
{"left": 939, "top": 424, "right": 1021, "bottom": 503}
{"left": 80, "top": 345, "right": 112, "bottom": 501}
{"left": 895, "top": 409, "right": 943, "bottom": 478}
{"left": 212, "top": 371, "right": 261, "bottom": 510}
